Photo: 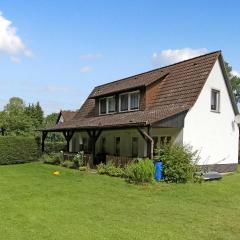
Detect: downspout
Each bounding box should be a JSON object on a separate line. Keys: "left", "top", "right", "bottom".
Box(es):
{"left": 138, "top": 125, "right": 154, "bottom": 159}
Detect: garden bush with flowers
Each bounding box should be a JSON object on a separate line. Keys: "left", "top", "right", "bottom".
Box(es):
{"left": 41, "top": 151, "right": 87, "bottom": 171}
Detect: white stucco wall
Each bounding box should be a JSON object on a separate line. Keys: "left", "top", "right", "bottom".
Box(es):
{"left": 183, "top": 59, "right": 239, "bottom": 165}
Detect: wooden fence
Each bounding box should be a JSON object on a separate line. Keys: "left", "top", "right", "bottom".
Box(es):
{"left": 63, "top": 152, "right": 94, "bottom": 168}
{"left": 106, "top": 155, "right": 135, "bottom": 167}
{"left": 63, "top": 152, "right": 134, "bottom": 168}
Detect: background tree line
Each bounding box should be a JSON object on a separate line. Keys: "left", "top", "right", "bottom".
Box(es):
{"left": 0, "top": 97, "right": 63, "bottom": 141}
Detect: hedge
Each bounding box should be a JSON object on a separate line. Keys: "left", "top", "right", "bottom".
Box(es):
{"left": 44, "top": 142, "right": 66, "bottom": 154}
{"left": 0, "top": 136, "right": 40, "bottom": 165}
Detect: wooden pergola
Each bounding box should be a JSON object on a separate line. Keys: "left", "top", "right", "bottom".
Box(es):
{"left": 41, "top": 123, "right": 154, "bottom": 161}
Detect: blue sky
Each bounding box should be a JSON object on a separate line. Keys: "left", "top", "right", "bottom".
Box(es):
{"left": 0, "top": 0, "right": 239, "bottom": 114}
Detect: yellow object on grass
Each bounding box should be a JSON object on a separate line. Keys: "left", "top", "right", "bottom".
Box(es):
{"left": 53, "top": 171, "right": 60, "bottom": 176}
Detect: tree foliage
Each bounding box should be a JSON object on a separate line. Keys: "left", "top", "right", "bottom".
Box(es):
{"left": 44, "top": 112, "right": 64, "bottom": 142}
{"left": 0, "top": 97, "right": 65, "bottom": 142}
{"left": 225, "top": 61, "right": 240, "bottom": 103}
{"left": 0, "top": 97, "right": 44, "bottom": 136}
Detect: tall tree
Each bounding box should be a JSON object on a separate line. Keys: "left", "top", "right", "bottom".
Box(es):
{"left": 225, "top": 61, "right": 240, "bottom": 103}
{"left": 34, "top": 102, "right": 44, "bottom": 127}
{"left": 2, "top": 97, "right": 33, "bottom": 136}
{"left": 25, "top": 102, "right": 44, "bottom": 128}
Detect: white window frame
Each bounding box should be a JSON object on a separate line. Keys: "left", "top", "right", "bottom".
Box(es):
{"left": 210, "top": 88, "right": 220, "bottom": 113}
{"left": 99, "top": 96, "right": 116, "bottom": 115}
{"left": 119, "top": 90, "right": 140, "bottom": 112}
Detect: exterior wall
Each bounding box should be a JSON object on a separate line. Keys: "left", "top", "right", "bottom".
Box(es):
{"left": 69, "top": 127, "right": 183, "bottom": 157}
{"left": 150, "top": 128, "right": 183, "bottom": 146}
{"left": 183, "top": 59, "right": 239, "bottom": 166}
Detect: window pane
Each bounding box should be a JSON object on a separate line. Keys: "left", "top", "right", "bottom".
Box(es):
{"left": 108, "top": 97, "right": 116, "bottom": 113}
{"left": 82, "top": 138, "right": 89, "bottom": 153}
{"left": 100, "top": 98, "right": 106, "bottom": 114}
{"left": 211, "top": 90, "right": 220, "bottom": 111}
{"left": 120, "top": 94, "right": 128, "bottom": 111}
{"left": 130, "top": 92, "right": 140, "bottom": 110}
{"left": 160, "top": 136, "right": 171, "bottom": 145}
{"left": 115, "top": 137, "right": 120, "bottom": 156}
{"left": 132, "top": 137, "right": 138, "bottom": 157}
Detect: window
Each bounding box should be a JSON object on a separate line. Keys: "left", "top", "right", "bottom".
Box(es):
{"left": 130, "top": 92, "right": 140, "bottom": 110}
{"left": 120, "top": 94, "right": 128, "bottom": 111}
{"left": 81, "top": 137, "right": 89, "bottom": 152}
{"left": 211, "top": 89, "right": 220, "bottom": 112}
{"left": 160, "top": 136, "right": 171, "bottom": 146}
{"left": 72, "top": 137, "right": 77, "bottom": 152}
{"left": 115, "top": 137, "right": 120, "bottom": 156}
{"left": 132, "top": 137, "right": 138, "bottom": 157}
{"left": 101, "top": 137, "right": 106, "bottom": 153}
{"left": 99, "top": 96, "right": 116, "bottom": 114}
{"left": 108, "top": 96, "right": 116, "bottom": 113}
{"left": 119, "top": 91, "right": 140, "bottom": 112}
{"left": 100, "top": 98, "right": 107, "bottom": 114}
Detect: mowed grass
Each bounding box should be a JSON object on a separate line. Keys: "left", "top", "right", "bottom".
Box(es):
{"left": 0, "top": 163, "right": 240, "bottom": 240}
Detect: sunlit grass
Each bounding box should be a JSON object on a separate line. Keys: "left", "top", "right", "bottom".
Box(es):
{"left": 0, "top": 163, "right": 239, "bottom": 240}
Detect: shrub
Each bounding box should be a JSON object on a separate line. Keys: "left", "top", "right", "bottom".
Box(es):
{"left": 97, "top": 161, "right": 125, "bottom": 177}
{"left": 79, "top": 166, "right": 87, "bottom": 171}
{"left": 61, "top": 160, "right": 75, "bottom": 169}
{"left": 0, "top": 136, "right": 40, "bottom": 165}
{"left": 44, "top": 142, "right": 66, "bottom": 154}
{"left": 40, "top": 152, "right": 64, "bottom": 165}
{"left": 97, "top": 163, "right": 106, "bottom": 174}
{"left": 125, "top": 159, "right": 154, "bottom": 183}
{"left": 155, "top": 144, "right": 200, "bottom": 183}
{"left": 50, "top": 152, "right": 64, "bottom": 165}
{"left": 40, "top": 154, "right": 54, "bottom": 164}
{"left": 73, "top": 151, "right": 85, "bottom": 167}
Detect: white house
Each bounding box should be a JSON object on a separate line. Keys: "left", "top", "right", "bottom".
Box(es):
{"left": 42, "top": 51, "right": 239, "bottom": 172}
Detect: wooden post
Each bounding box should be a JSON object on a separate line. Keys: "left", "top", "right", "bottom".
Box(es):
{"left": 87, "top": 129, "right": 102, "bottom": 165}
{"left": 42, "top": 131, "right": 48, "bottom": 152}
{"left": 63, "top": 130, "right": 75, "bottom": 152}
{"left": 137, "top": 127, "right": 154, "bottom": 159}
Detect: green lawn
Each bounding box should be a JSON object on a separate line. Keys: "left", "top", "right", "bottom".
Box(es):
{"left": 0, "top": 163, "right": 240, "bottom": 240}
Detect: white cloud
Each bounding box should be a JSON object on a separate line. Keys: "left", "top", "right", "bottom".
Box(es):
{"left": 80, "top": 66, "right": 93, "bottom": 73}
{"left": 232, "top": 70, "right": 240, "bottom": 78}
{"left": 0, "top": 12, "right": 32, "bottom": 60}
{"left": 152, "top": 48, "right": 209, "bottom": 67}
{"left": 80, "top": 53, "right": 102, "bottom": 61}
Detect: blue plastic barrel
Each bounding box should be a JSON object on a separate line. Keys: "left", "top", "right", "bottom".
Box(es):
{"left": 154, "top": 160, "right": 163, "bottom": 181}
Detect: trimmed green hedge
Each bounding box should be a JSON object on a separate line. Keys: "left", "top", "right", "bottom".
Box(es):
{"left": 44, "top": 142, "right": 66, "bottom": 154}
{"left": 0, "top": 136, "right": 40, "bottom": 165}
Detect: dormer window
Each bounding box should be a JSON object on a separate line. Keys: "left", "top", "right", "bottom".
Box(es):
{"left": 130, "top": 91, "right": 140, "bottom": 110}
{"left": 108, "top": 96, "right": 116, "bottom": 113}
{"left": 99, "top": 96, "right": 116, "bottom": 115}
{"left": 119, "top": 90, "right": 140, "bottom": 112}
